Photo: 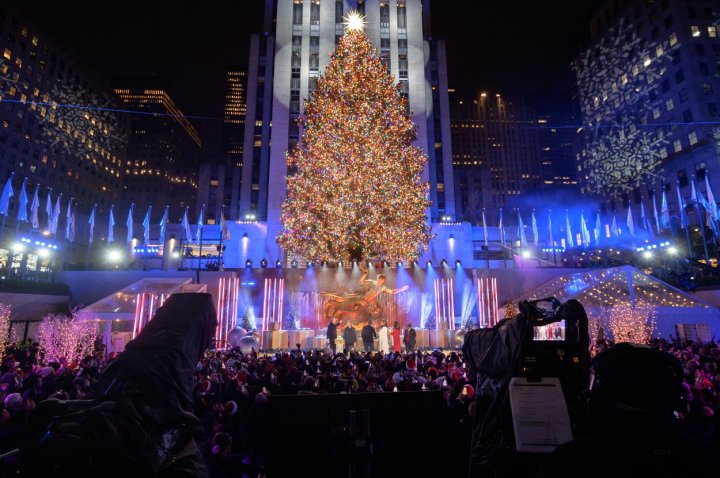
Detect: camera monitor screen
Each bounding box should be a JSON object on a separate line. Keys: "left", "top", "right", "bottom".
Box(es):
{"left": 533, "top": 321, "right": 566, "bottom": 341}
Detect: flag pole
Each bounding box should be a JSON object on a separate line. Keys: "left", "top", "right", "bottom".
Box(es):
{"left": 14, "top": 177, "right": 25, "bottom": 237}
{"left": 197, "top": 205, "right": 204, "bottom": 272}
{"left": 86, "top": 241, "right": 92, "bottom": 270}
{"left": 684, "top": 221, "right": 692, "bottom": 257}
{"left": 692, "top": 175, "right": 710, "bottom": 261}
{"left": 86, "top": 204, "right": 95, "bottom": 270}
{"left": 678, "top": 182, "right": 692, "bottom": 257}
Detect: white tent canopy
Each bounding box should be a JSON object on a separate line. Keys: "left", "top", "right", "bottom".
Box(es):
{"left": 76, "top": 278, "right": 198, "bottom": 322}
{"left": 513, "top": 266, "right": 720, "bottom": 341}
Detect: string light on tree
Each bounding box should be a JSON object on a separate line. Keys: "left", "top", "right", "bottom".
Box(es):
{"left": 37, "top": 308, "right": 99, "bottom": 365}
{"left": 604, "top": 300, "right": 656, "bottom": 344}
{"left": 504, "top": 301, "right": 519, "bottom": 319}
{"left": 277, "top": 24, "right": 431, "bottom": 264}
{"left": 0, "top": 304, "right": 11, "bottom": 362}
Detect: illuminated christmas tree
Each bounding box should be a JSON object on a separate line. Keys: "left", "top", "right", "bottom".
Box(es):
{"left": 277, "top": 13, "right": 431, "bottom": 264}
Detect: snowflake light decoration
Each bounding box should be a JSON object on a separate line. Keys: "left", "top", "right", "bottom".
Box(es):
{"left": 39, "top": 82, "right": 126, "bottom": 160}
{"left": 574, "top": 18, "right": 678, "bottom": 198}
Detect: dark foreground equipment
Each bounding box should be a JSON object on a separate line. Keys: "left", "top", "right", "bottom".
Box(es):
{"left": 19, "top": 293, "right": 217, "bottom": 478}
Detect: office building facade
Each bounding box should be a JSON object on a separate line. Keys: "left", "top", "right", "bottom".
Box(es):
{"left": 114, "top": 82, "right": 202, "bottom": 222}
{"left": 575, "top": 0, "right": 720, "bottom": 220}
{"left": 450, "top": 92, "right": 542, "bottom": 221}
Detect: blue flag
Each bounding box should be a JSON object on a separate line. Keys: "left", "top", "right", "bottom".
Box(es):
{"left": 0, "top": 174, "right": 14, "bottom": 216}
{"left": 142, "top": 206, "right": 152, "bottom": 244}
{"left": 17, "top": 178, "right": 28, "bottom": 222}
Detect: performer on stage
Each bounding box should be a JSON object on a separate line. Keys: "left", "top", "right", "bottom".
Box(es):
{"left": 378, "top": 320, "right": 390, "bottom": 354}
{"left": 392, "top": 321, "right": 401, "bottom": 353}
{"left": 327, "top": 317, "right": 338, "bottom": 354}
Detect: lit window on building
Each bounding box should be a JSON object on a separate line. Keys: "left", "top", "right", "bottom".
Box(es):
{"left": 688, "top": 131, "right": 698, "bottom": 146}
{"left": 709, "top": 26, "right": 718, "bottom": 38}
{"left": 691, "top": 25, "right": 701, "bottom": 37}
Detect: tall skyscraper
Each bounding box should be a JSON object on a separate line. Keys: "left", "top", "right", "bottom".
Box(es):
{"left": 450, "top": 91, "right": 542, "bottom": 219}
{"left": 575, "top": 0, "right": 720, "bottom": 217}
{"left": 242, "top": 0, "right": 455, "bottom": 262}
{"left": 223, "top": 66, "right": 247, "bottom": 219}
{"left": 114, "top": 80, "right": 202, "bottom": 221}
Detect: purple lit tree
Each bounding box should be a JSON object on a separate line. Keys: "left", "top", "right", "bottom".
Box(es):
{"left": 37, "top": 308, "right": 99, "bottom": 365}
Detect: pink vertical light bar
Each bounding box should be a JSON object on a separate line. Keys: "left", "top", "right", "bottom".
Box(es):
{"left": 278, "top": 278, "right": 285, "bottom": 330}
{"left": 449, "top": 278, "right": 455, "bottom": 330}
{"left": 133, "top": 293, "right": 144, "bottom": 339}
{"left": 484, "top": 278, "right": 490, "bottom": 327}
{"left": 273, "top": 278, "right": 278, "bottom": 327}
{"left": 147, "top": 294, "right": 156, "bottom": 331}
{"left": 215, "top": 277, "right": 227, "bottom": 348}
{"left": 442, "top": 279, "right": 447, "bottom": 329}
{"left": 216, "top": 278, "right": 225, "bottom": 347}
{"left": 269, "top": 279, "right": 275, "bottom": 328}
{"left": 273, "top": 278, "right": 279, "bottom": 328}
{"left": 262, "top": 278, "right": 269, "bottom": 332}
{"left": 477, "top": 278, "right": 483, "bottom": 327}
{"left": 492, "top": 278, "right": 499, "bottom": 326}
{"left": 433, "top": 279, "right": 440, "bottom": 331}
{"left": 231, "top": 277, "right": 239, "bottom": 329}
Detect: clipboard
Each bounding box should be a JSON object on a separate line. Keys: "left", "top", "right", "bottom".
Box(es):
{"left": 508, "top": 377, "right": 573, "bottom": 453}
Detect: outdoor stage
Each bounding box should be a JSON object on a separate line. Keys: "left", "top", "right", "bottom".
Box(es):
{"left": 62, "top": 265, "right": 720, "bottom": 353}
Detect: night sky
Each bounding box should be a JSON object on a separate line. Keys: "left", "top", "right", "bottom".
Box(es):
{"left": 16, "top": 0, "right": 602, "bottom": 147}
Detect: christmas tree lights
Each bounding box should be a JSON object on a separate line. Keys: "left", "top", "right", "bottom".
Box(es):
{"left": 0, "top": 304, "right": 11, "bottom": 362}
{"left": 277, "top": 29, "right": 431, "bottom": 264}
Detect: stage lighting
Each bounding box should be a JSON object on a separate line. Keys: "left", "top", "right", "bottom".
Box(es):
{"left": 107, "top": 249, "right": 123, "bottom": 263}
{"left": 11, "top": 242, "right": 24, "bottom": 254}
{"left": 291, "top": 260, "right": 298, "bottom": 268}
{"left": 521, "top": 249, "right": 532, "bottom": 259}
{"left": 426, "top": 260, "right": 432, "bottom": 267}
{"left": 667, "top": 246, "right": 678, "bottom": 255}
{"left": 643, "top": 251, "right": 653, "bottom": 259}
{"left": 449, "top": 234, "right": 455, "bottom": 240}
{"left": 455, "top": 259, "right": 461, "bottom": 267}
{"left": 242, "top": 232, "right": 248, "bottom": 239}
{"left": 276, "top": 260, "right": 282, "bottom": 268}
{"left": 397, "top": 262, "right": 403, "bottom": 268}
{"left": 307, "top": 261, "right": 314, "bottom": 268}
{"left": 440, "top": 258, "right": 447, "bottom": 266}
{"left": 260, "top": 258, "right": 268, "bottom": 268}
{"left": 246, "top": 259, "right": 253, "bottom": 268}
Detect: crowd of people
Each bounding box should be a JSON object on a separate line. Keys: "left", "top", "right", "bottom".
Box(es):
{"left": 0, "top": 331, "right": 718, "bottom": 476}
